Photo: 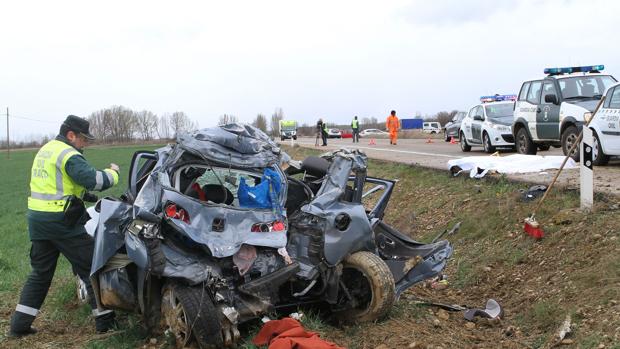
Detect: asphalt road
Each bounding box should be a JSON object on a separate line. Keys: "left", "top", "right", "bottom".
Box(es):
{"left": 285, "top": 136, "right": 620, "bottom": 197}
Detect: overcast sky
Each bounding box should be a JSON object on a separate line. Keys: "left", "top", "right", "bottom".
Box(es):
{"left": 1, "top": 0, "right": 619, "bottom": 139}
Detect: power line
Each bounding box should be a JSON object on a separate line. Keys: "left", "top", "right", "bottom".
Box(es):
{"left": 10, "top": 114, "right": 58, "bottom": 124}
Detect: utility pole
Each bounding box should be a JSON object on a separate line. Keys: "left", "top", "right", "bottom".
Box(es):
{"left": 4, "top": 107, "right": 8, "bottom": 160}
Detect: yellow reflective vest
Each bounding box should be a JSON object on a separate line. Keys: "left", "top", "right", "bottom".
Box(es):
{"left": 28, "top": 140, "right": 87, "bottom": 212}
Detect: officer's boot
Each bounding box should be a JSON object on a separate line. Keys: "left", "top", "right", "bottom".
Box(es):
{"left": 95, "top": 311, "right": 117, "bottom": 333}
{"left": 9, "top": 311, "right": 38, "bottom": 338}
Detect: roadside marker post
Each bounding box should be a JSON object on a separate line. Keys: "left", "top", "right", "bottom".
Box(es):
{"left": 580, "top": 128, "right": 594, "bottom": 211}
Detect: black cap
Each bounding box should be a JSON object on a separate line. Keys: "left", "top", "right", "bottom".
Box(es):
{"left": 62, "top": 115, "right": 95, "bottom": 140}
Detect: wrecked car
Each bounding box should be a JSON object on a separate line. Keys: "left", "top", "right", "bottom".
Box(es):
{"left": 85, "top": 123, "right": 453, "bottom": 348}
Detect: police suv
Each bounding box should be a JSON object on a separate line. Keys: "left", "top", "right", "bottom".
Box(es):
{"left": 459, "top": 95, "right": 516, "bottom": 153}
{"left": 589, "top": 82, "right": 620, "bottom": 165}
{"left": 512, "top": 65, "right": 617, "bottom": 160}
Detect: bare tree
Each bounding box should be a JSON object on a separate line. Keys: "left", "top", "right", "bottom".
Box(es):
{"left": 270, "top": 108, "right": 284, "bottom": 137}
{"left": 434, "top": 111, "right": 454, "bottom": 126}
{"left": 252, "top": 114, "right": 268, "bottom": 132}
{"left": 218, "top": 114, "right": 238, "bottom": 125}
{"left": 169, "top": 111, "right": 196, "bottom": 137}
{"left": 136, "top": 110, "right": 159, "bottom": 140}
{"left": 158, "top": 114, "right": 171, "bottom": 139}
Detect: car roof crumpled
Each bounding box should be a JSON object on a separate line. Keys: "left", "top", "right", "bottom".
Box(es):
{"left": 176, "top": 123, "right": 288, "bottom": 168}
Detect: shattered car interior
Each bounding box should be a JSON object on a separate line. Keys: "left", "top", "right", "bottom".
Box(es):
{"left": 86, "top": 123, "right": 453, "bottom": 348}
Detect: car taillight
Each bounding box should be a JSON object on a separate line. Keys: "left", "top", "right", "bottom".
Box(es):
{"left": 251, "top": 220, "right": 286, "bottom": 233}
{"left": 165, "top": 203, "right": 190, "bottom": 224}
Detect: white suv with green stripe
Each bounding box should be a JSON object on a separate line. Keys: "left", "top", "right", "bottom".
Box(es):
{"left": 512, "top": 65, "right": 616, "bottom": 161}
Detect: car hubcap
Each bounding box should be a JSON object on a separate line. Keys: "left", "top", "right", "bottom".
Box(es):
{"left": 162, "top": 287, "right": 191, "bottom": 347}
{"left": 593, "top": 136, "right": 599, "bottom": 160}
{"left": 518, "top": 134, "right": 526, "bottom": 153}
{"left": 566, "top": 133, "right": 578, "bottom": 156}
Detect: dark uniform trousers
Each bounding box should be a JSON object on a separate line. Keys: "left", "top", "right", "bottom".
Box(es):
{"left": 11, "top": 233, "right": 98, "bottom": 330}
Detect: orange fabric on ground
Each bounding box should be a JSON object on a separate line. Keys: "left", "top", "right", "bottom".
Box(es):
{"left": 252, "top": 318, "right": 346, "bottom": 349}
{"left": 386, "top": 114, "right": 399, "bottom": 144}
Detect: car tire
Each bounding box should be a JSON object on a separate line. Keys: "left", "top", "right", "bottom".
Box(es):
{"left": 162, "top": 283, "right": 224, "bottom": 349}
{"left": 561, "top": 125, "right": 580, "bottom": 162}
{"left": 444, "top": 131, "right": 450, "bottom": 142}
{"left": 335, "top": 251, "right": 395, "bottom": 323}
{"left": 537, "top": 145, "right": 551, "bottom": 151}
{"left": 483, "top": 132, "right": 496, "bottom": 153}
{"left": 292, "top": 135, "right": 297, "bottom": 140}
{"left": 516, "top": 127, "right": 537, "bottom": 155}
{"left": 460, "top": 131, "right": 471, "bottom": 152}
{"left": 592, "top": 130, "right": 610, "bottom": 166}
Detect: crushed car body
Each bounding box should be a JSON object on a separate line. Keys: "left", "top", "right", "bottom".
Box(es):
{"left": 87, "top": 123, "right": 453, "bottom": 348}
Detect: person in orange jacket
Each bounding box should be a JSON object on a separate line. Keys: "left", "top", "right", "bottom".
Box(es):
{"left": 386, "top": 110, "right": 400, "bottom": 145}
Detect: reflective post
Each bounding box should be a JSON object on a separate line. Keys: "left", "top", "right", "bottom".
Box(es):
{"left": 580, "top": 128, "right": 593, "bottom": 211}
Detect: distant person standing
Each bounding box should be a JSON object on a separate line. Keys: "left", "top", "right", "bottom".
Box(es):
{"left": 351, "top": 116, "right": 360, "bottom": 143}
{"left": 386, "top": 110, "right": 400, "bottom": 145}
{"left": 317, "top": 118, "right": 328, "bottom": 146}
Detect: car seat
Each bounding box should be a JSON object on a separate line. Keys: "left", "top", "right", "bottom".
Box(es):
{"left": 188, "top": 183, "right": 234, "bottom": 205}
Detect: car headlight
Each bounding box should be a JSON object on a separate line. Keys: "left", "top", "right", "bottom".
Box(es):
{"left": 584, "top": 112, "right": 593, "bottom": 123}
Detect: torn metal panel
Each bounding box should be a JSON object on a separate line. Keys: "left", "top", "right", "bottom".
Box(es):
{"left": 177, "top": 123, "right": 287, "bottom": 168}
{"left": 91, "top": 199, "right": 133, "bottom": 276}
{"left": 298, "top": 149, "right": 374, "bottom": 265}
{"left": 161, "top": 189, "right": 288, "bottom": 258}
{"left": 159, "top": 244, "right": 222, "bottom": 285}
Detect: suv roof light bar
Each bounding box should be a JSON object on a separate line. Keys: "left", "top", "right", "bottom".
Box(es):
{"left": 480, "top": 94, "right": 517, "bottom": 103}
{"left": 544, "top": 65, "right": 604, "bottom": 76}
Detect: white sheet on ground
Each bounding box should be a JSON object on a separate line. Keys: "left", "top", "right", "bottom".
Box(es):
{"left": 447, "top": 154, "right": 577, "bottom": 178}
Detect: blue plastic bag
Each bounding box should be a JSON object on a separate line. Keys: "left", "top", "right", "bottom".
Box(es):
{"left": 238, "top": 168, "right": 282, "bottom": 209}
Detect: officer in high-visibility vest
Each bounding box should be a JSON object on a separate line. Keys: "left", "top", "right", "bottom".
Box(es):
{"left": 351, "top": 116, "right": 360, "bottom": 143}
{"left": 9, "top": 115, "right": 120, "bottom": 337}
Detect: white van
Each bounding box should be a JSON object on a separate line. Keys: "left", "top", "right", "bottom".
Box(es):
{"left": 423, "top": 122, "right": 441, "bottom": 134}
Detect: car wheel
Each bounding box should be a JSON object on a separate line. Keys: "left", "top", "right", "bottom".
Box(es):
{"left": 335, "top": 251, "right": 395, "bottom": 323}
{"left": 460, "top": 131, "right": 471, "bottom": 152}
{"left": 561, "top": 125, "right": 580, "bottom": 162}
{"left": 293, "top": 135, "right": 297, "bottom": 140}
{"left": 483, "top": 132, "right": 496, "bottom": 153}
{"left": 592, "top": 130, "right": 610, "bottom": 166}
{"left": 537, "top": 145, "right": 550, "bottom": 151}
{"left": 162, "top": 283, "right": 224, "bottom": 349}
{"left": 444, "top": 131, "right": 450, "bottom": 142}
{"left": 516, "top": 127, "right": 537, "bottom": 155}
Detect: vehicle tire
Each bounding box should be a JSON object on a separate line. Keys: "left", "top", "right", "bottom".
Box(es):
{"left": 460, "top": 131, "right": 471, "bottom": 152}
{"left": 336, "top": 251, "right": 395, "bottom": 323}
{"left": 444, "top": 131, "right": 450, "bottom": 142}
{"left": 483, "top": 132, "right": 496, "bottom": 153}
{"left": 516, "top": 127, "right": 537, "bottom": 155}
{"left": 293, "top": 135, "right": 297, "bottom": 140}
{"left": 162, "top": 283, "right": 224, "bottom": 349}
{"left": 592, "top": 130, "right": 610, "bottom": 166}
{"left": 537, "top": 145, "right": 551, "bottom": 151}
{"left": 561, "top": 125, "right": 580, "bottom": 162}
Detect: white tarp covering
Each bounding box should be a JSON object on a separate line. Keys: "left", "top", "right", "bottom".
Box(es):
{"left": 447, "top": 154, "right": 577, "bottom": 178}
